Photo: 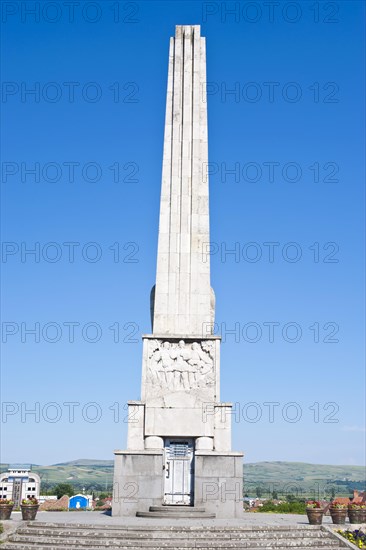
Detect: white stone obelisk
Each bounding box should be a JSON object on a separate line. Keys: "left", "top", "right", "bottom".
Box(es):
{"left": 152, "top": 25, "right": 213, "bottom": 336}
{"left": 113, "top": 26, "right": 243, "bottom": 519}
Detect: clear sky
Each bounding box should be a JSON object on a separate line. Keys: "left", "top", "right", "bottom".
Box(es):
{"left": 1, "top": 0, "right": 365, "bottom": 467}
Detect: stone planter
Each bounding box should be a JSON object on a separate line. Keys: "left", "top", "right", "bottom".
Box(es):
{"left": 348, "top": 509, "right": 366, "bottom": 524}
{"left": 306, "top": 508, "right": 324, "bottom": 525}
{"left": 330, "top": 508, "right": 347, "bottom": 524}
{"left": 20, "top": 504, "right": 39, "bottom": 520}
{"left": 0, "top": 504, "right": 14, "bottom": 520}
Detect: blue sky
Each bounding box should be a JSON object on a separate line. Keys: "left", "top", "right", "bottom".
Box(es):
{"left": 1, "top": 1, "right": 365, "bottom": 467}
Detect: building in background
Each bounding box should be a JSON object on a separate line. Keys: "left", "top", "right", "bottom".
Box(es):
{"left": 69, "top": 494, "right": 92, "bottom": 509}
{"left": 0, "top": 465, "right": 41, "bottom": 506}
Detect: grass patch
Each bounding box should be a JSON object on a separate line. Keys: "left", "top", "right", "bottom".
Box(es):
{"left": 258, "top": 500, "right": 307, "bottom": 514}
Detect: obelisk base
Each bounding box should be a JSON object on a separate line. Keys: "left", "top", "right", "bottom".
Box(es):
{"left": 112, "top": 449, "right": 243, "bottom": 518}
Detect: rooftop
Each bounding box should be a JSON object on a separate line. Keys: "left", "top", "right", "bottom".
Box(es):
{"left": 8, "top": 464, "right": 31, "bottom": 471}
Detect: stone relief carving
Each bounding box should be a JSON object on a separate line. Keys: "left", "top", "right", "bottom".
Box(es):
{"left": 147, "top": 339, "right": 215, "bottom": 391}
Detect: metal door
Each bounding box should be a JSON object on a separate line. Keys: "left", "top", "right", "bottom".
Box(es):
{"left": 163, "top": 439, "right": 194, "bottom": 505}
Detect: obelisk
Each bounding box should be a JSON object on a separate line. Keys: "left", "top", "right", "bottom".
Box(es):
{"left": 152, "top": 24, "right": 213, "bottom": 336}
{"left": 113, "top": 25, "right": 243, "bottom": 519}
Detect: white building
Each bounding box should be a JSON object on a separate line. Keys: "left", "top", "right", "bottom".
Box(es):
{"left": 0, "top": 465, "right": 41, "bottom": 506}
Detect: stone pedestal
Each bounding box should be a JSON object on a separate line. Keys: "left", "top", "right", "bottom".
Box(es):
{"left": 112, "top": 335, "right": 243, "bottom": 517}
{"left": 113, "top": 448, "right": 243, "bottom": 517}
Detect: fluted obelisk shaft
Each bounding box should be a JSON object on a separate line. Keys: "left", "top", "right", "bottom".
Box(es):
{"left": 152, "top": 25, "right": 212, "bottom": 336}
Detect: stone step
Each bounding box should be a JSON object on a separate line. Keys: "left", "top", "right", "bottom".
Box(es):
{"left": 1, "top": 546, "right": 348, "bottom": 550}
{"left": 18, "top": 522, "right": 329, "bottom": 532}
{"left": 136, "top": 511, "right": 216, "bottom": 518}
{"left": 14, "top": 527, "right": 332, "bottom": 539}
{"left": 149, "top": 506, "right": 207, "bottom": 513}
{"left": 7, "top": 534, "right": 344, "bottom": 547}
{"left": 136, "top": 504, "right": 215, "bottom": 518}
{"left": 10, "top": 531, "right": 337, "bottom": 545}
{"left": 4, "top": 535, "right": 345, "bottom": 549}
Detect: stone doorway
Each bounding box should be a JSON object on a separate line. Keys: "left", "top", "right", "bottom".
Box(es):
{"left": 163, "top": 438, "right": 194, "bottom": 505}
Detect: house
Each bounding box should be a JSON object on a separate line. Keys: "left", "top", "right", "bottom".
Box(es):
{"left": 352, "top": 490, "right": 366, "bottom": 503}
{"left": 331, "top": 490, "right": 366, "bottom": 508}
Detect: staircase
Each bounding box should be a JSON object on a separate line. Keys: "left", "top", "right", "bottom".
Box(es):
{"left": 2, "top": 522, "right": 350, "bottom": 549}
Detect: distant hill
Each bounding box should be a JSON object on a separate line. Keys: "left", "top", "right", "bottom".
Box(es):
{"left": 1, "top": 460, "right": 364, "bottom": 496}
{"left": 243, "top": 461, "right": 365, "bottom": 498}
{"left": 53, "top": 459, "right": 114, "bottom": 468}
{"left": 0, "top": 459, "right": 114, "bottom": 491}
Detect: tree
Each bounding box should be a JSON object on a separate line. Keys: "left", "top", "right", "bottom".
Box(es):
{"left": 53, "top": 483, "right": 74, "bottom": 499}
{"left": 272, "top": 490, "right": 278, "bottom": 500}
{"left": 255, "top": 487, "right": 263, "bottom": 498}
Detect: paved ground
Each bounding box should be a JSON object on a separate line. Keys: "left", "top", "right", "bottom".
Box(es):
{"left": 1, "top": 510, "right": 345, "bottom": 528}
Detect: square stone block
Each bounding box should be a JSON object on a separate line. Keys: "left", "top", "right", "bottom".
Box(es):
{"left": 194, "top": 453, "right": 243, "bottom": 518}
{"left": 145, "top": 406, "right": 214, "bottom": 437}
{"left": 197, "top": 456, "right": 235, "bottom": 477}
{"left": 113, "top": 451, "right": 164, "bottom": 517}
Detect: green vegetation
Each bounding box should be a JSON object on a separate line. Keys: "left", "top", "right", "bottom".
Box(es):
{"left": 53, "top": 483, "right": 75, "bottom": 499}
{"left": 244, "top": 461, "right": 365, "bottom": 499}
{"left": 258, "top": 500, "right": 307, "bottom": 514}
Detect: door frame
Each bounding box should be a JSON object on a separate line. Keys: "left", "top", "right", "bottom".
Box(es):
{"left": 163, "top": 437, "right": 195, "bottom": 506}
